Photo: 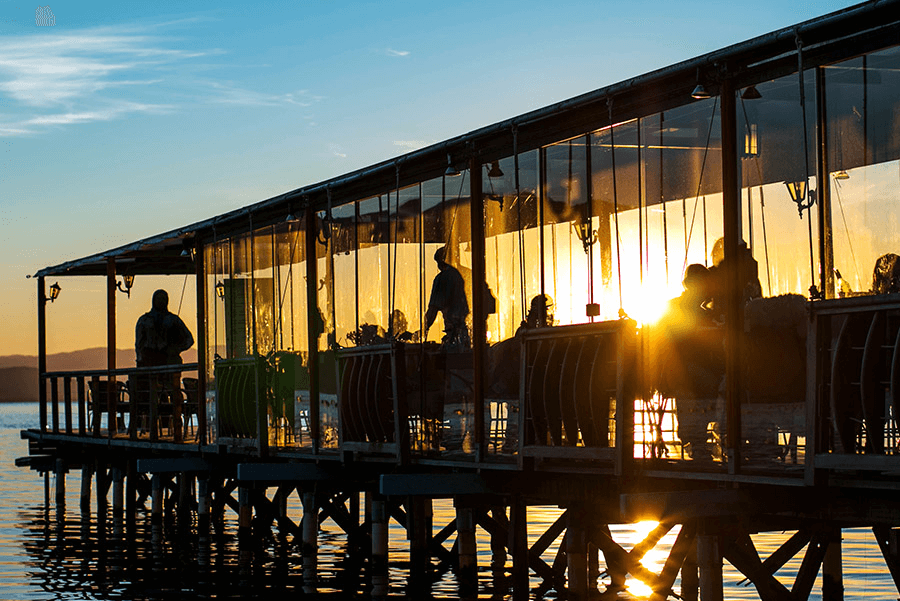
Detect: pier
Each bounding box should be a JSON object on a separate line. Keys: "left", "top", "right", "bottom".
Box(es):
{"left": 18, "top": 2, "right": 900, "bottom": 598}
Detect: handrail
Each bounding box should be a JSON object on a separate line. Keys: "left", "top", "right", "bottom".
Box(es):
{"left": 38, "top": 363, "right": 202, "bottom": 444}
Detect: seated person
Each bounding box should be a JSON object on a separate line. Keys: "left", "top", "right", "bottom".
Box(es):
{"left": 516, "top": 294, "right": 555, "bottom": 336}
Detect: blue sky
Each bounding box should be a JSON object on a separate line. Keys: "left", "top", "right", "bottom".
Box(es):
{"left": 0, "top": 0, "right": 859, "bottom": 355}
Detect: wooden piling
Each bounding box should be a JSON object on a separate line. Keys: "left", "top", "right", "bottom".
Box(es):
{"left": 822, "top": 527, "right": 844, "bottom": 601}
{"left": 456, "top": 503, "right": 477, "bottom": 593}
{"left": 112, "top": 466, "right": 124, "bottom": 536}
{"left": 151, "top": 474, "right": 163, "bottom": 526}
{"left": 80, "top": 463, "right": 93, "bottom": 514}
{"left": 197, "top": 477, "right": 210, "bottom": 538}
{"left": 301, "top": 490, "right": 318, "bottom": 588}
{"left": 371, "top": 495, "right": 389, "bottom": 598}
{"left": 697, "top": 534, "right": 724, "bottom": 601}
{"left": 510, "top": 496, "right": 529, "bottom": 601}
{"left": 54, "top": 458, "right": 66, "bottom": 513}
{"left": 681, "top": 539, "right": 699, "bottom": 601}
{"left": 567, "top": 509, "right": 588, "bottom": 600}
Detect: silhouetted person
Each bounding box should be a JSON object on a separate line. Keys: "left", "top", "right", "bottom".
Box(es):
{"left": 872, "top": 253, "right": 900, "bottom": 295}
{"left": 656, "top": 264, "right": 723, "bottom": 458}
{"left": 707, "top": 237, "right": 762, "bottom": 321}
{"left": 425, "top": 246, "right": 470, "bottom": 350}
{"left": 134, "top": 289, "right": 194, "bottom": 441}
{"left": 516, "top": 294, "right": 555, "bottom": 336}
{"left": 135, "top": 289, "right": 194, "bottom": 367}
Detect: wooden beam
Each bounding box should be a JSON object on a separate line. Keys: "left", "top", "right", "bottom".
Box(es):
{"left": 653, "top": 521, "right": 698, "bottom": 599}
{"left": 872, "top": 526, "right": 900, "bottom": 591}
{"left": 792, "top": 530, "right": 830, "bottom": 600}
{"left": 722, "top": 533, "right": 794, "bottom": 601}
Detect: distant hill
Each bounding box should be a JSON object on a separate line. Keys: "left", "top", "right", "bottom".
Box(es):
{"left": 0, "top": 347, "right": 198, "bottom": 402}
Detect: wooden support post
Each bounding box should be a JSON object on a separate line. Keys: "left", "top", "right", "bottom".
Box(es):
{"left": 371, "top": 495, "right": 389, "bottom": 598}
{"left": 151, "top": 474, "right": 163, "bottom": 527}
{"left": 510, "top": 496, "right": 529, "bottom": 601}
{"left": 54, "top": 458, "right": 66, "bottom": 517}
{"left": 177, "top": 473, "right": 193, "bottom": 535}
{"left": 409, "top": 496, "right": 433, "bottom": 584}
{"left": 456, "top": 503, "right": 477, "bottom": 594}
{"left": 681, "top": 539, "right": 700, "bottom": 601}
{"left": 822, "top": 528, "right": 843, "bottom": 601}
{"left": 567, "top": 509, "right": 587, "bottom": 600}
{"left": 37, "top": 277, "right": 47, "bottom": 432}
{"left": 490, "top": 505, "right": 508, "bottom": 569}
{"left": 197, "top": 477, "right": 210, "bottom": 539}
{"left": 125, "top": 462, "right": 136, "bottom": 536}
{"left": 301, "top": 490, "right": 318, "bottom": 589}
{"left": 112, "top": 466, "right": 124, "bottom": 535}
{"left": 697, "top": 534, "right": 724, "bottom": 601}
{"left": 80, "top": 463, "right": 93, "bottom": 514}
{"left": 106, "top": 257, "right": 117, "bottom": 437}
{"left": 238, "top": 485, "right": 253, "bottom": 578}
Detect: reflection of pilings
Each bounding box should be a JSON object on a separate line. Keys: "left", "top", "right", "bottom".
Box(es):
{"left": 151, "top": 474, "right": 163, "bottom": 570}
{"left": 697, "top": 534, "right": 724, "bottom": 601}
{"left": 301, "top": 490, "right": 318, "bottom": 591}
{"left": 567, "top": 508, "right": 587, "bottom": 600}
{"left": 371, "top": 495, "right": 389, "bottom": 598}
{"left": 55, "top": 458, "right": 66, "bottom": 521}
{"left": 456, "top": 503, "right": 477, "bottom": 594}
{"left": 95, "top": 458, "right": 107, "bottom": 538}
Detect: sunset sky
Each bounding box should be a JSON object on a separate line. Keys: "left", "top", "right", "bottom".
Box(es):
{"left": 1, "top": 0, "right": 859, "bottom": 357}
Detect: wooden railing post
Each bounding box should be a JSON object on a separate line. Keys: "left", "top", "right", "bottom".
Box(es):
{"left": 37, "top": 276, "right": 48, "bottom": 432}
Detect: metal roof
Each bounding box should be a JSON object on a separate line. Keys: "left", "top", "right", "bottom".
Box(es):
{"left": 33, "top": 0, "right": 900, "bottom": 279}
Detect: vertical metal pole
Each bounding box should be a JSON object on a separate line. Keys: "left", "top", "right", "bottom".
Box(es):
{"left": 720, "top": 78, "right": 742, "bottom": 473}
{"left": 816, "top": 66, "right": 835, "bottom": 298}
{"left": 305, "top": 206, "right": 321, "bottom": 452}
{"left": 470, "top": 158, "right": 486, "bottom": 461}
{"left": 37, "top": 277, "right": 48, "bottom": 432}
{"left": 106, "top": 258, "right": 118, "bottom": 437}
{"left": 195, "top": 236, "right": 208, "bottom": 444}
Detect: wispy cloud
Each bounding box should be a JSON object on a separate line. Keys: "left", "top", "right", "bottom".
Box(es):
{"left": 330, "top": 143, "right": 347, "bottom": 158}
{"left": 394, "top": 140, "right": 426, "bottom": 151}
{"left": 385, "top": 48, "right": 410, "bottom": 57}
{"left": 0, "top": 24, "right": 321, "bottom": 137}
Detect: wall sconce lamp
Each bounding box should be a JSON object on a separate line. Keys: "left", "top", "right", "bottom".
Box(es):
{"left": 117, "top": 274, "right": 134, "bottom": 298}
{"left": 785, "top": 179, "right": 816, "bottom": 214}
{"left": 571, "top": 220, "right": 598, "bottom": 254}
{"left": 445, "top": 153, "right": 461, "bottom": 177}
{"left": 487, "top": 161, "right": 504, "bottom": 178}
{"left": 45, "top": 282, "right": 61, "bottom": 303}
{"left": 215, "top": 280, "right": 226, "bottom": 299}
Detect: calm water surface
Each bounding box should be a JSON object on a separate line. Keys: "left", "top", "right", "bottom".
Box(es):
{"left": 1, "top": 402, "right": 895, "bottom": 600}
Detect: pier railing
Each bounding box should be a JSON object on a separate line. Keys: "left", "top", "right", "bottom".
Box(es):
{"left": 39, "top": 363, "right": 202, "bottom": 444}
{"left": 810, "top": 294, "right": 900, "bottom": 477}
{"left": 518, "top": 319, "right": 637, "bottom": 473}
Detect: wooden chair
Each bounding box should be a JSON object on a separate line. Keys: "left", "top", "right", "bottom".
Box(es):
{"left": 87, "top": 379, "right": 130, "bottom": 435}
